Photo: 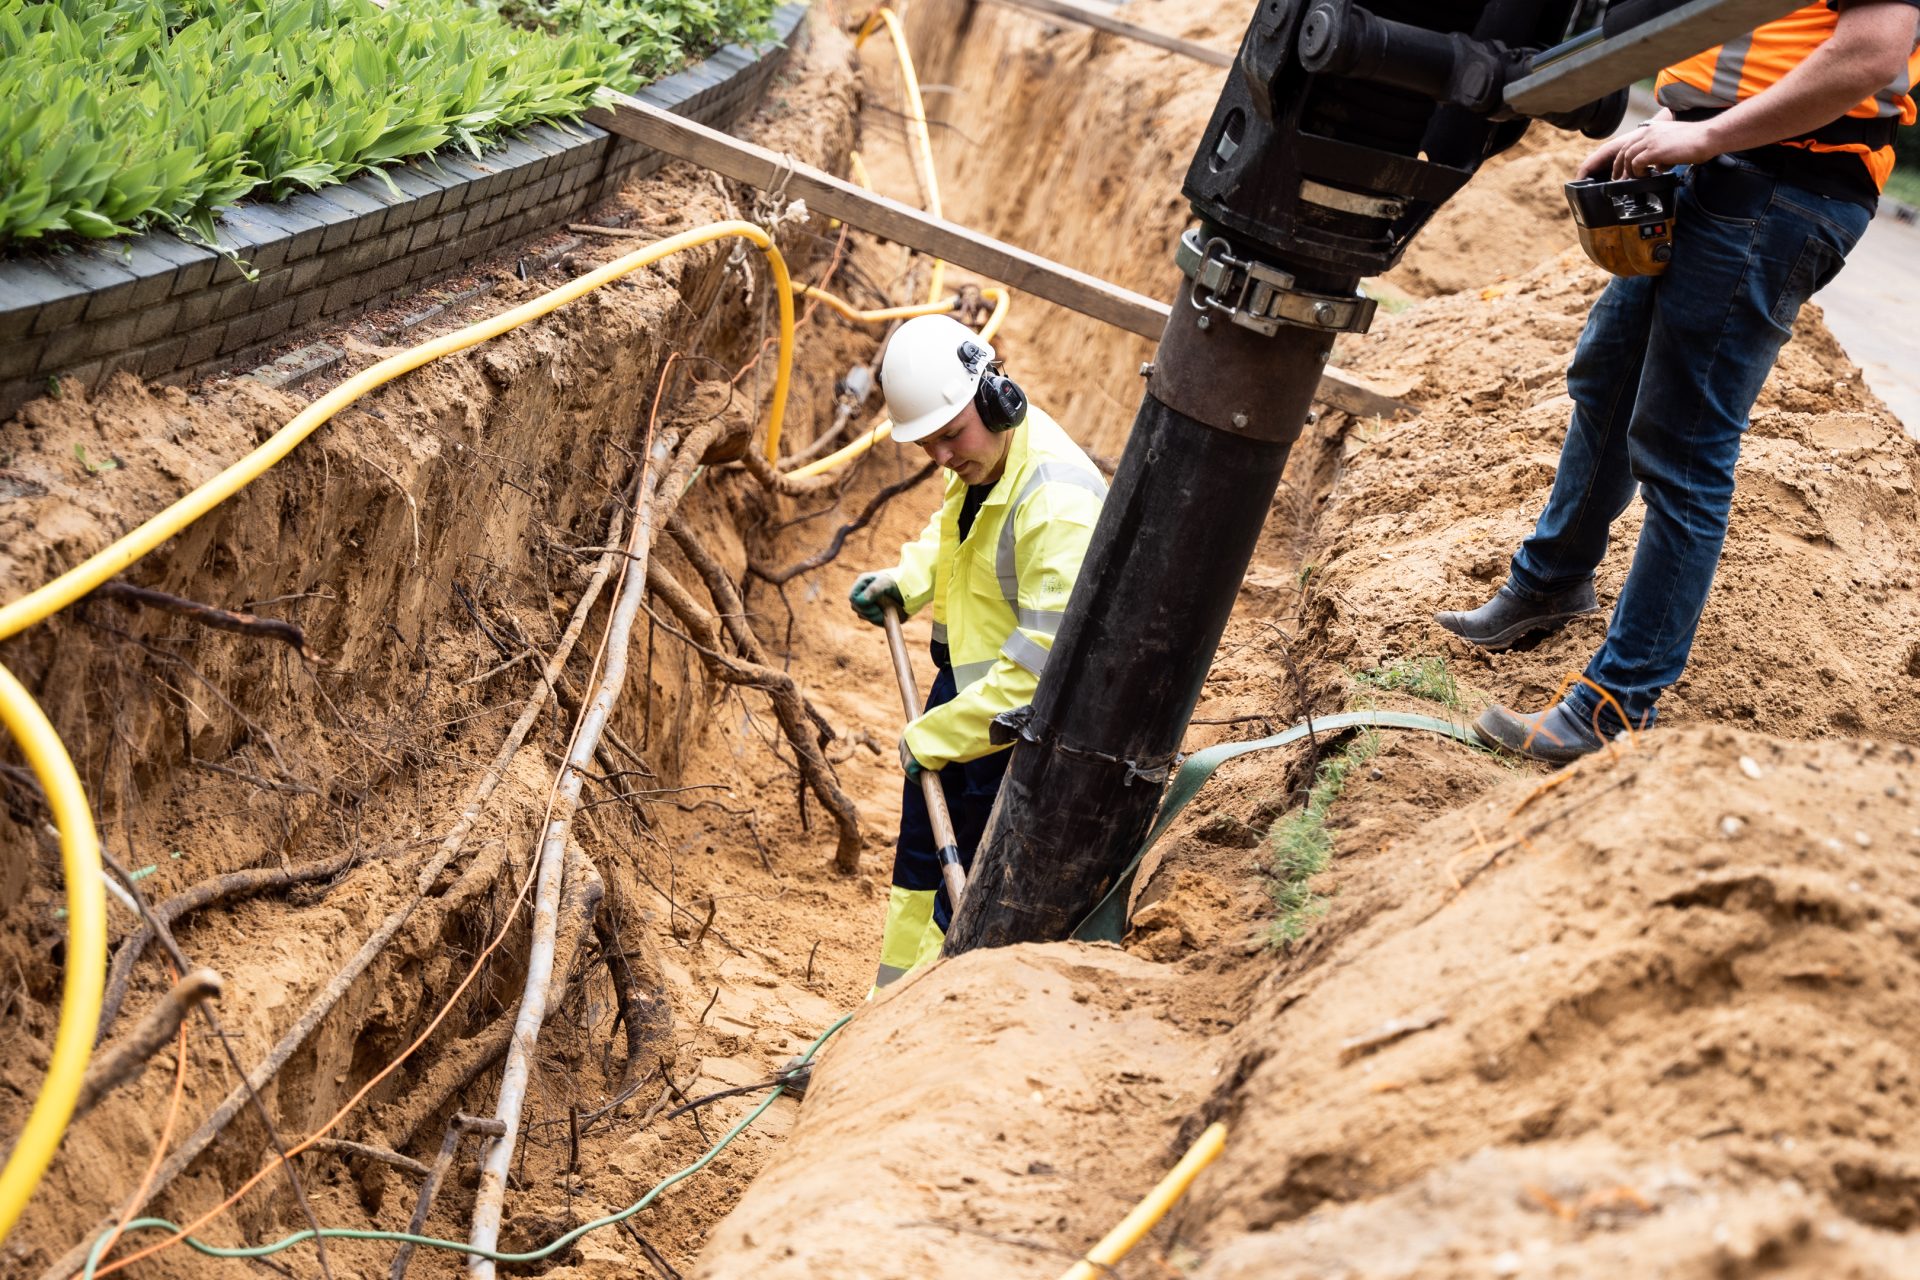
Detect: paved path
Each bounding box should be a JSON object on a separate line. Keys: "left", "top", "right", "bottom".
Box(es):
{"left": 1817, "top": 213, "right": 1920, "bottom": 437}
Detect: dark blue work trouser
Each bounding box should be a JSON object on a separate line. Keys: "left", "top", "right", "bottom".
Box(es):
{"left": 1508, "top": 157, "right": 1871, "bottom": 732}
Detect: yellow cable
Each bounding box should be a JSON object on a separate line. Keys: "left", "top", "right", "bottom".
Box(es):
{"left": 829, "top": 151, "right": 872, "bottom": 229}
{"left": 1055, "top": 1123, "right": 1227, "bottom": 1280}
{"left": 0, "top": 222, "right": 794, "bottom": 642}
{"left": 785, "top": 285, "right": 1009, "bottom": 480}
{"left": 792, "top": 283, "right": 956, "bottom": 324}
{"left": 855, "top": 8, "right": 945, "bottom": 304}
{"left": 0, "top": 662, "right": 106, "bottom": 1246}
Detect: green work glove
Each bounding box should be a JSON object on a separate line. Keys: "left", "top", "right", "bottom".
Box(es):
{"left": 899, "top": 734, "right": 926, "bottom": 782}
{"left": 849, "top": 571, "right": 901, "bottom": 625}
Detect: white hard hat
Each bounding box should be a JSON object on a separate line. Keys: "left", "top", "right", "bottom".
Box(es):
{"left": 880, "top": 313, "right": 994, "bottom": 443}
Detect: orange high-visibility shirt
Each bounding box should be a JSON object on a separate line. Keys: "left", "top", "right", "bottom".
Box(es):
{"left": 1656, "top": 2, "right": 1919, "bottom": 192}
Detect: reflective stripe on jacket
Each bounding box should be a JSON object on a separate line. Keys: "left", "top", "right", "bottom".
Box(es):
{"left": 1655, "top": 4, "right": 1920, "bottom": 190}
{"left": 888, "top": 405, "right": 1106, "bottom": 772}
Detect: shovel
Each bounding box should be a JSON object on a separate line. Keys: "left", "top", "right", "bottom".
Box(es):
{"left": 881, "top": 601, "right": 967, "bottom": 911}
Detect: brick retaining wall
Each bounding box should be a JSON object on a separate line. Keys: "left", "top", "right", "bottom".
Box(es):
{"left": 0, "top": 2, "right": 806, "bottom": 419}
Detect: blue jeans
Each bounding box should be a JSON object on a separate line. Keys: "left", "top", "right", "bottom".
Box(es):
{"left": 1507, "top": 158, "right": 1870, "bottom": 732}
{"left": 892, "top": 665, "right": 1012, "bottom": 932}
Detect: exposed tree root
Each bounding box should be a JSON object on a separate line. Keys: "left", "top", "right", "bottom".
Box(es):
{"left": 75, "top": 968, "right": 222, "bottom": 1121}
{"left": 87, "top": 580, "right": 317, "bottom": 662}
{"left": 300, "top": 1138, "right": 431, "bottom": 1178}
{"left": 645, "top": 555, "right": 863, "bottom": 872}
{"left": 378, "top": 845, "right": 604, "bottom": 1155}
{"left": 469, "top": 417, "right": 720, "bottom": 1273}
{"left": 738, "top": 447, "right": 841, "bottom": 496}
{"left": 747, "top": 460, "right": 938, "bottom": 585}
{"left": 40, "top": 486, "right": 632, "bottom": 1280}
{"left": 595, "top": 885, "right": 675, "bottom": 1097}
{"left": 99, "top": 847, "right": 362, "bottom": 1041}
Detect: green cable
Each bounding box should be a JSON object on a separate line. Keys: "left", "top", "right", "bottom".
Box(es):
{"left": 1073, "top": 710, "right": 1481, "bottom": 944}
{"left": 81, "top": 1014, "right": 854, "bottom": 1278}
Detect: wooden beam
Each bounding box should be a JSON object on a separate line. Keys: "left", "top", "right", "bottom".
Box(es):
{"left": 978, "top": 0, "right": 1233, "bottom": 69}
{"left": 1504, "top": 0, "right": 1803, "bottom": 115}
{"left": 584, "top": 91, "right": 1407, "bottom": 418}
{"left": 589, "top": 88, "right": 1169, "bottom": 338}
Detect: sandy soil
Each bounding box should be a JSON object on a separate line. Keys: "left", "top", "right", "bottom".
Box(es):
{"left": 5, "top": 2, "right": 1919, "bottom": 1278}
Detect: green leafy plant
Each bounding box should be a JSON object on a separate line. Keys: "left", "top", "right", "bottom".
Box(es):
{"left": 1, "top": 0, "right": 731, "bottom": 249}
{"left": 505, "top": 0, "right": 775, "bottom": 80}
{"left": 1268, "top": 729, "right": 1382, "bottom": 945}
{"left": 1352, "top": 655, "right": 1466, "bottom": 714}
{"left": 73, "top": 442, "right": 118, "bottom": 474}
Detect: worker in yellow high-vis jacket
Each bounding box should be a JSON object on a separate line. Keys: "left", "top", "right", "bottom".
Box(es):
{"left": 848, "top": 314, "right": 1107, "bottom": 990}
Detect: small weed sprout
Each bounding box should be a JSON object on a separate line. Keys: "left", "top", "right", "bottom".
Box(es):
{"left": 73, "top": 443, "right": 118, "bottom": 475}
{"left": 1352, "top": 655, "right": 1465, "bottom": 713}
{"left": 1268, "top": 729, "right": 1382, "bottom": 945}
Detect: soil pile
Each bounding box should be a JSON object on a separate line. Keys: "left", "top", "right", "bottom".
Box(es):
{"left": 1192, "top": 727, "right": 1920, "bottom": 1278}
{"left": 1386, "top": 125, "right": 1598, "bottom": 300}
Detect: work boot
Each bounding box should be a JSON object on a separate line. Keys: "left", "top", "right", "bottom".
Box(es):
{"left": 1435, "top": 581, "right": 1599, "bottom": 651}
{"left": 1473, "top": 700, "right": 1606, "bottom": 765}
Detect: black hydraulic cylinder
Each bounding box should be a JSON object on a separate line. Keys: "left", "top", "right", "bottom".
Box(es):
{"left": 944, "top": 317, "right": 1330, "bottom": 953}
{"left": 947, "top": 0, "right": 1586, "bottom": 956}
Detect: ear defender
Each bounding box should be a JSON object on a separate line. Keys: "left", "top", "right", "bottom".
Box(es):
{"left": 957, "top": 340, "right": 1026, "bottom": 432}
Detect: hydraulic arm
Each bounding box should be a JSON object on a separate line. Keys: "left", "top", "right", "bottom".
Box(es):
{"left": 946, "top": 0, "right": 1784, "bottom": 952}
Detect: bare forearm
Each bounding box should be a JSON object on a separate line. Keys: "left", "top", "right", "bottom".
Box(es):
{"left": 1703, "top": 36, "right": 1903, "bottom": 154}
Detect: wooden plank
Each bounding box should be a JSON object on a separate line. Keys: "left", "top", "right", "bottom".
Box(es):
{"left": 589, "top": 88, "right": 1170, "bottom": 339}
{"left": 584, "top": 91, "right": 1407, "bottom": 417}
{"left": 1504, "top": 0, "right": 1804, "bottom": 115}
{"left": 979, "top": 0, "right": 1233, "bottom": 69}
{"left": 1312, "top": 365, "right": 1410, "bottom": 421}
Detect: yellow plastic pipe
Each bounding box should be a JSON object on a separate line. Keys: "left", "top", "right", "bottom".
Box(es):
{"left": 855, "top": 8, "right": 946, "bottom": 304}
{"left": 785, "top": 285, "right": 1009, "bottom": 481}
{"left": 0, "top": 662, "right": 106, "bottom": 1246}
{"left": 0, "top": 222, "right": 793, "bottom": 642}
{"left": 1055, "top": 1122, "right": 1227, "bottom": 1280}
{"left": 829, "top": 151, "right": 873, "bottom": 229}
{"left": 792, "top": 283, "right": 956, "bottom": 324}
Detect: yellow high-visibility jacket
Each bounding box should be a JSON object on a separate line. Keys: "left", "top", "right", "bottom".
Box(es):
{"left": 890, "top": 406, "right": 1107, "bottom": 771}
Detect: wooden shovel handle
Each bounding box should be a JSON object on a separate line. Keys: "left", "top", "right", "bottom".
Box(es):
{"left": 881, "top": 603, "right": 967, "bottom": 910}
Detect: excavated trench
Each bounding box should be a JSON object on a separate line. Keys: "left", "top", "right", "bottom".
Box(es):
{"left": 5, "top": 4, "right": 1920, "bottom": 1279}
{"left": 696, "top": 4, "right": 1920, "bottom": 1279}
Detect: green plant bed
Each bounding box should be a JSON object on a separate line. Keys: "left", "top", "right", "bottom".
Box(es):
{"left": 0, "top": 0, "right": 773, "bottom": 251}
{"left": 506, "top": 0, "right": 774, "bottom": 81}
